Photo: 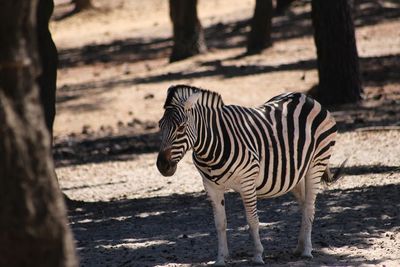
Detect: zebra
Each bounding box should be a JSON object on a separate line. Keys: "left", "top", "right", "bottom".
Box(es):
{"left": 156, "top": 85, "right": 341, "bottom": 266}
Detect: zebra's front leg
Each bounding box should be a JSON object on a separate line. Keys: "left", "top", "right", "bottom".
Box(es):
{"left": 203, "top": 179, "right": 229, "bottom": 266}
{"left": 240, "top": 178, "right": 264, "bottom": 264}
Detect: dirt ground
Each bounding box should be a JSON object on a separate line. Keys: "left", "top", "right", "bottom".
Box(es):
{"left": 52, "top": 0, "right": 400, "bottom": 266}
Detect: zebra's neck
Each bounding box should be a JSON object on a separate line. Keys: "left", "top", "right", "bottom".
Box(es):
{"left": 192, "top": 104, "right": 224, "bottom": 165}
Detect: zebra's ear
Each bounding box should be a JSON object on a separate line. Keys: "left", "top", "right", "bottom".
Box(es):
{"left": 184, "top": 92, "right": 201, "bottom": 111}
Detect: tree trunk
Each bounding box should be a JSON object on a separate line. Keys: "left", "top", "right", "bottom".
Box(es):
{"left": 73, "top": 0, "right": 93, "bottom": 12}
{"left": 247, "top": 0, "right": 273, "bottom": 54}
{"left": 311, "top": 0, "right": 362, "bottom": 105}
{"left": 169, "top": 0, "right": 207, "bottom": 62}
{"left": 37, "top": 0, "right": 58, "bottom": 137}
{"left": 276, "top": 0, "right": 296, "bottom": 15}
{"left": 0, "top": 1, "right": 78, "bottom": 266}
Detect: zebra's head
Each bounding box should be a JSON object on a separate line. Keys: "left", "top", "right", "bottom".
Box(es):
{"left": 157, "top": 85, "right": 202, "bottom": 177}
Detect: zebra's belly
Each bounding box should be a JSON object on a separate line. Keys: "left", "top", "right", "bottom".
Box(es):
{"left": 254, "top": 158, "right": 308, "bottom": 199}
{"left": 255, "top": 182, "right": 300, "bottom": 199}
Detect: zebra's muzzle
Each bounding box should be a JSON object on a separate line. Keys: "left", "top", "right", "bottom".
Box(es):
{"left": 156, "top": 148, "right": 177, "bottom": 177}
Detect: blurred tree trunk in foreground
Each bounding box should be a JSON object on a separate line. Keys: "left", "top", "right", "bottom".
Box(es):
{"left": 0, "top": 1, "right": 78, "bottom": 266}
{"left": 37, "top": 0, "right": 58, "bottom": 137}
{"left": 311, "top": 0, "right": 362, "bottom": 105}
{"left": 169, "top": 0, "right": 207, "bottom": 62}
{"left": 247, "top": 0, "right": 273, "bottom": 54}
{"left": 73, "top": 0, "right": 93, "bottom": 12}
{"left": 38, "top": 0, "right": 73, "bottom": 203}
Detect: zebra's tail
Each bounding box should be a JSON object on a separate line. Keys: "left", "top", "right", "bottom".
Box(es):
{"left": 321, "top": 159, "right": 348, "bottom": 185}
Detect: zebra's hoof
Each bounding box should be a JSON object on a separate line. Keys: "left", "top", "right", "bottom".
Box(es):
{"left": 294, "top": 247, "right": 313, "bottom": 258}
{"left": 251, "top": 255, "right": 265, "bottom": 265}
{"left": 213, "top": 259, "right": 226, "bottom": 266}
{"left": 301, "top": 253, "right": 313, "bottom": 259}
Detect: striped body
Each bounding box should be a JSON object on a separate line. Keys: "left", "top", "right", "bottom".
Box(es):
{"left": 157, "top": 85, "right": 338, "bottom": 265}
{"left": 192, "top": 92, "right": 336, "bottom": 198}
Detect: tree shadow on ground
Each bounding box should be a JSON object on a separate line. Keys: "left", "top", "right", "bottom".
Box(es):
{"left": 338, "top": 165, "right": 400, "bottom": 176}
{"left": 57, "top": 53, "right": 400, "bottom": 94}
{"left": 53, "top": 123, "right": 161, "bottom": 167}
{"left": 137, "top": 54, "right": 400, "bottom": 86}
{"left": 58, "top": 37, "right": 172, "bottom": 69}
{"left": 68, "top": 181, "right": 400, "bottom": 266}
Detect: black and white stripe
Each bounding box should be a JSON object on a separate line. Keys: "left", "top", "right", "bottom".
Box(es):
{"left": 157, "top": 85, "right": 338, "bottom": 265}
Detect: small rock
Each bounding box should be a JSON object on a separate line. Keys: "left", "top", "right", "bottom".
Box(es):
{"left": 82, "top": 125, "right": 92, "bottom": 134}
{"left": 144, "top": 93, "right": 154, "bottom": 100}
{"left": 145, "top": 123, "right": 157, "bottom": 130}
{"left": 373, "top": 94, "right": 383, "bottom": 100}
{"left": 123, "top": 64, "right": 131, "bottom": 75}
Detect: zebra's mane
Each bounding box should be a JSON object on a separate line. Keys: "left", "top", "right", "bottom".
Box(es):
{"left": 164, "top": 85, "right": 224, "bottom": 109}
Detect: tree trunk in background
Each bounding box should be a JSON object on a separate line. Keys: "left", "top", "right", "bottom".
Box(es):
{"left": 247, "top": 0, "right": 273, "bottom": 54}
{"left": 0, "top": 1, "right": 78, "bottom": 266}
{"left": 169, "top": 0, "right": 207, "bottom": 62}
{"left": 73, "top": 0, "right": 93, "bottom": 12}
{"left": 311, "top": 0, "right": 362, "bottom": 105}
{"left": 37, "top": 0, "right": 58, "bottom": 137}
{"left": 276, "top": 0, "right": 296, "bottom": 15}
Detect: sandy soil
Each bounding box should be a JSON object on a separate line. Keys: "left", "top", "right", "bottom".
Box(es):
{"left": 52, "top": 0, "right": 400, "bottom": 266}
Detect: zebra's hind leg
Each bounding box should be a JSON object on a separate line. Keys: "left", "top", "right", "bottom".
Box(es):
{"left": 203, "top": 179, "right": 229, "bottom": 266}
{"left": 292, "top": 166, "right": 323, "bottom": 258}
{"left": 239, "top": 177, "right": 264, "bottom": 265}
{"left": 291, "top": 179, "right": 309, "bottom": 257}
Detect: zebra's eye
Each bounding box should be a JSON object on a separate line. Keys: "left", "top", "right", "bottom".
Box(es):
{"left": 177, "top": 124, "right": 186, "bottom": 133}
